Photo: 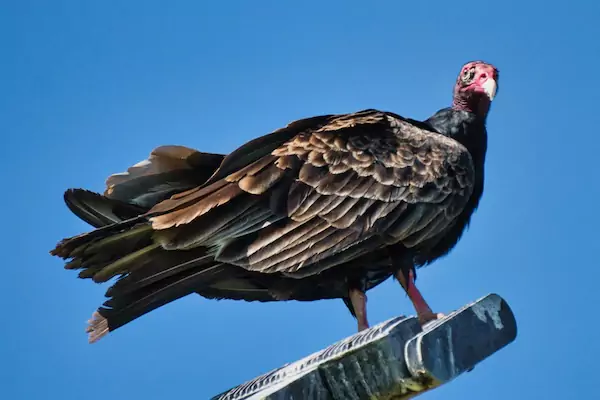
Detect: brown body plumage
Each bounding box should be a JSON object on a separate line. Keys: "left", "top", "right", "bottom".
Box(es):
{"left": 51, "top": 61, "right": 499, "bottom": 342}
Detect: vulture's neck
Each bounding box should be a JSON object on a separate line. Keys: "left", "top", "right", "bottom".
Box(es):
{"left": 425, "top": 107, "right": 488, "bottom": 170}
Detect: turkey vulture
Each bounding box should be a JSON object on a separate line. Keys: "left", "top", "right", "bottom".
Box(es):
{"left": 50, "top": 60, "right": 498, "bottom": 342}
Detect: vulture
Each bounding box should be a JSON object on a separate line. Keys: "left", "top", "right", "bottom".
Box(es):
{"left": 50, "top": 61, "right": 498, "bottom": 343}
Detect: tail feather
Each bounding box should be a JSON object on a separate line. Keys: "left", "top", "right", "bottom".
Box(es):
{"left": 87, "top": 312, "right": 110, "bottom": 344}
{"left": 54, "top": 148, "right": 232, "bottom": 343}
{"left": 90, "top": 261, "right": 234, "bottom": 343}
{"left": 105, "top": 253, "right": 213, "bottom": 297}
{"left": 51, "top": 221, "right": 154, "bottom": 281}
{"left": 50, "top": 216, "right": 148, "bottom": 259}
{"left": 91, "top": 243, "right": 161, "bottom": 283}
{"left": 64, "top": 189, "right": 148, "bottom": 228}
{"left": 81, "top": 224, "right": 153, "bottom": 258}
{"left": 50, "top": 214, "right": 232, "bottom": 343}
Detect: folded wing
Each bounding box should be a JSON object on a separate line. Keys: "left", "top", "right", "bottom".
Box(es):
{"left": 146, "top": 109, "right": 475, "bottom": 278}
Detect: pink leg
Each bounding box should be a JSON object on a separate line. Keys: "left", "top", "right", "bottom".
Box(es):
{"left": 395, "top": 270, "right": 444, "bottom": 325}
{"left": 349, "top": 288, "right": 369, "bottom": 332}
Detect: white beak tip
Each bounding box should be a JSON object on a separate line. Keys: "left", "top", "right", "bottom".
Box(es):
{"left": 482, "top": 79, "right": 497, "bottom": 101}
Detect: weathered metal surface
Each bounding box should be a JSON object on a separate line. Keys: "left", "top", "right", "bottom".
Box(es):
{"left": 212, "top": 293, "right": 517, "bottom": 400}
{"left": 405, "top": 293, "right": 517, "bottom": 384}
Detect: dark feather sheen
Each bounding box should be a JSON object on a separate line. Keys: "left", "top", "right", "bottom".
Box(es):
{"left": 51, "top": 98, "right": 490, "bottom": 342}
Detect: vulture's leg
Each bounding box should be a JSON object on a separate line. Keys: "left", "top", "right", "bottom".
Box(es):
{"left": 395, "top": 269, "right": 444, "bottom": 325}
{"left": 348, "top": 288, "right": 369, "bottom": 332}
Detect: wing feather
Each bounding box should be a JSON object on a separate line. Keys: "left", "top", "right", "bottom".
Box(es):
{"left": 143, "top": 109, "right": 474, "bottom": 277}
{"left": 105, "top": 145, "right": 224, "bottom": 208}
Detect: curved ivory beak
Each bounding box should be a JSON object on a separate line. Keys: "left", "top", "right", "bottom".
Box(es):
{"left": 482, "top": 78, "right": 497, "bottom": 101}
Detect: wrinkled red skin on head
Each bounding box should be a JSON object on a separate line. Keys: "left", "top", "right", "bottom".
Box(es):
{"left": 452, "top": 61, "right": 499, "bottom": 118}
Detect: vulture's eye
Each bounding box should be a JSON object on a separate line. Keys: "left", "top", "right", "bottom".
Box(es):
{"left": 462, "top": 67, "right": 476, "bottom": 83}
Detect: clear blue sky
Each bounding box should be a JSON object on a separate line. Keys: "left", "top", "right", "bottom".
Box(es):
{"left": 3, "top": 1, "right": 599, "bottom": 399}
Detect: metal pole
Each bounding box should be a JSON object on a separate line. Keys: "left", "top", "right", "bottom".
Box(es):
{"left": 212, "top": 293, "right": 517, "bottom": 400}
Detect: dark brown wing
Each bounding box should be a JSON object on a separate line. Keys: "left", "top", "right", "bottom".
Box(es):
{"left": 202, "top": 114, "right": 335, "bottom": 186}
{"left": 104, "top": 145, "right": 225, "bottom": 208}
{"left": 145, "top": 109, "right": 474, "bottom": 278}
